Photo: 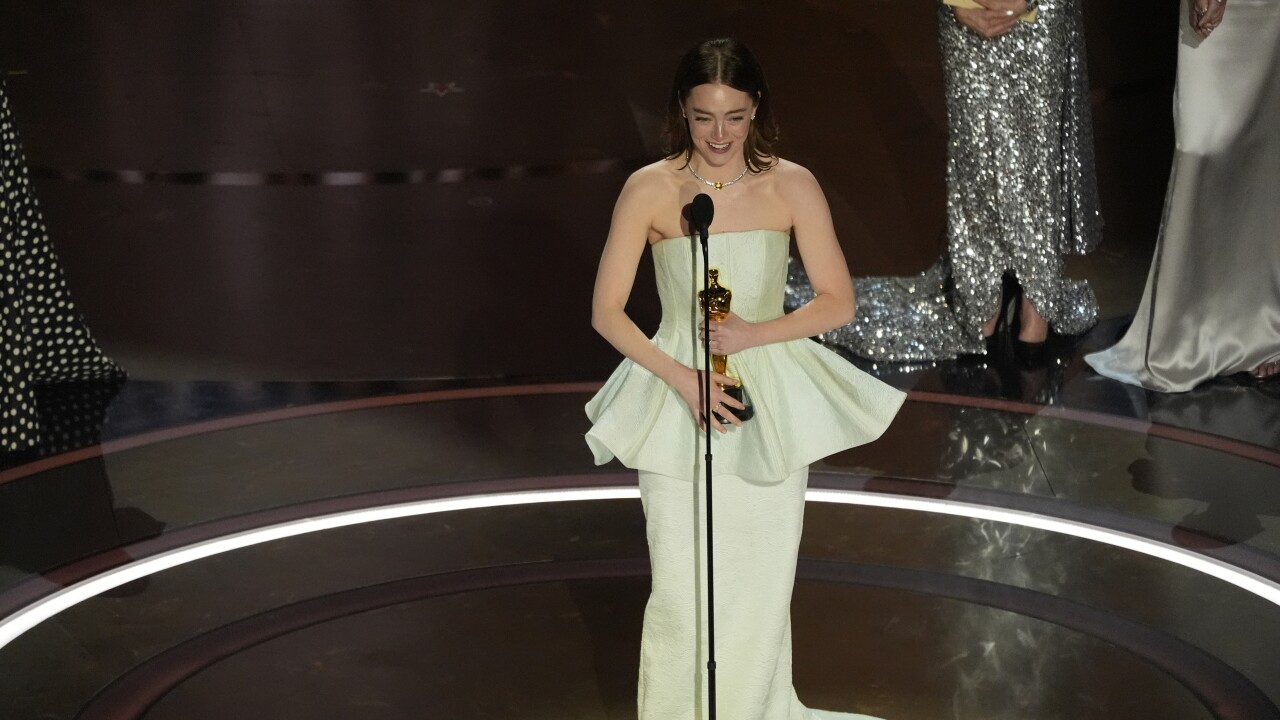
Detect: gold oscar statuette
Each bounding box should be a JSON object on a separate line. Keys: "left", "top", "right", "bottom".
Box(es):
{"left": 698, "top": 267, "right": 754, "bottom": 422}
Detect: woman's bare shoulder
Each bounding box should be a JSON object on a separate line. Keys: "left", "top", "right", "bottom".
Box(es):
{"left": 761, "top": 159, "right": 830, "bottom": 233}
{"left": 764, "top": 158, "right": 823, "bottom": 203}
{"left": 767, "top": 158, "right": 819, "bottom": 187}
{"left": 623, "top": 157, "right": 686, "bottom": 193}
{"left": 617, "top": 160, "right": 684, "bottom": 210}
{"left": 611, "top": 158, "right": 686, "bottom": 241}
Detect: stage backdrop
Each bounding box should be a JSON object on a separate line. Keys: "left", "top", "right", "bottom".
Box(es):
{"left": 1, "top": 0, "right": 1174, "bottom": 380}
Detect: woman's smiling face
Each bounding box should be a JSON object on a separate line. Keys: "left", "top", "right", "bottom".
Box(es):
{"left": 683, "top": 83, "right": 755, "bottom": 170}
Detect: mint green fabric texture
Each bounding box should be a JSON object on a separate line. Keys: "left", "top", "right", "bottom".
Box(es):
{"left": 586, "top": 230, "right": 905, "bottom": 483}
{"left": 586, "top": 229, "right": 903, "bottom": 719}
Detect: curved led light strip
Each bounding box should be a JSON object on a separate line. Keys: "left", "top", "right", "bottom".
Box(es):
{"left": 807, "top": 489, "right": 1280, "bottom": 606}
{"left": 2, "top": 486, "right": 1277, "bottom": 652}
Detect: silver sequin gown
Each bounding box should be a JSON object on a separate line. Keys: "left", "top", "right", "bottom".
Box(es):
{"left": 789, "top": 0, "right": 1103, "bottom": 361}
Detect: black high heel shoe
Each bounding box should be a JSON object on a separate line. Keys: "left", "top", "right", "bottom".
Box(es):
{"left": 1010, "top": 289, "right": 1049, "bottom": 367}
{"left": 979, "top": 273, "right": 1020, "bottom": 351}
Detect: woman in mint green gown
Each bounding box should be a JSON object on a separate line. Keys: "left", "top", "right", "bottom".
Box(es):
{"left": 585, "top": 38, "right": 904, "bottom": 720}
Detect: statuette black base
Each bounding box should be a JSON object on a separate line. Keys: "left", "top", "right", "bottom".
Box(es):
{"left": 723, "top": 383, "right": 754, "bottom": 422}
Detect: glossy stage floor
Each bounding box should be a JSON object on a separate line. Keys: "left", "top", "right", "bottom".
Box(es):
{"left": 3, "top": 2, "right": 1280, "bottom": 719}
{"left": 3, "top": 342, "right": 1279, "bottom": 720}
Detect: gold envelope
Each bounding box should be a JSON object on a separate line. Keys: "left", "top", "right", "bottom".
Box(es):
{"left": 943, "top": 0, "right": 1038, "bottom": 23}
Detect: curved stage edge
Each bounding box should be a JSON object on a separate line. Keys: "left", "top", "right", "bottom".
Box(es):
{"left": 1, "top": 382, "right": 1278, "bottom": 719}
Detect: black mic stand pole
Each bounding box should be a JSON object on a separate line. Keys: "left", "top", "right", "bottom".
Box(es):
{"left": 698, "top": 223, "right": 718, "bottom": 720}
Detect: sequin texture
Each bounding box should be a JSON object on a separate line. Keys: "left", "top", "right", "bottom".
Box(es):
{"left": 789, "top": 0, "right": 1102, "bottom": 361}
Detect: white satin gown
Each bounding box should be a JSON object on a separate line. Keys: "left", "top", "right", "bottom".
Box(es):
{"left": 1086, "top": 0, "right": 1280, "bottom": 392}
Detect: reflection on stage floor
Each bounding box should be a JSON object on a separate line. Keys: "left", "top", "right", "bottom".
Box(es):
{"left": 1, "top": 358, "right": 1276, "bottom": 719}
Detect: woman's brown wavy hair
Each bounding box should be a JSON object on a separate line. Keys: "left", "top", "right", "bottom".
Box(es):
{"left": 662, "top": 38, "right": 780, "bottom": 174}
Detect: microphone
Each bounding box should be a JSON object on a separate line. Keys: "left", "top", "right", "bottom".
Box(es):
{"left": 691, "top": 192, "right": 714, "bottom": 245}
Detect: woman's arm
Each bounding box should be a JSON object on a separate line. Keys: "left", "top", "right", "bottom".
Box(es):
{"left": 591, "top": 170, "right": 744, "bottom": 429}
{"left": 706, "top": 163, "right": 855, "bottom": 355}
{"left": 591, "top": 173, "right": 688, "bottom": 385}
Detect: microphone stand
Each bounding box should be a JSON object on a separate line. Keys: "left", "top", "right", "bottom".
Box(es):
{"left": 697, "top": 223, "right": 718, "bottom": 720}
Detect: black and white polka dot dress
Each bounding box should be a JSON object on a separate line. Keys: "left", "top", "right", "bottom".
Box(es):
{"left": 2, "top": 78, "right": 123, "bottom": 453}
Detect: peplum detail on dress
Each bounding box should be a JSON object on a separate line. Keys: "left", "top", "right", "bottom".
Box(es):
{"left": 586, "top": 230, "right": 905, "bottom": 483}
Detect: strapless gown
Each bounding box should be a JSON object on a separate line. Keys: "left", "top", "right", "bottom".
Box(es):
{"left": 586, "top": 230, "right": 905, "bottom": 720}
